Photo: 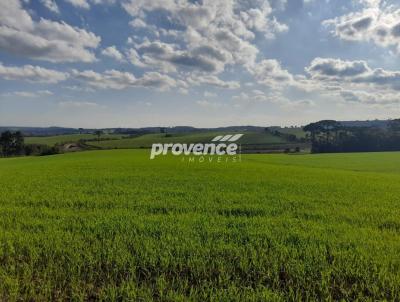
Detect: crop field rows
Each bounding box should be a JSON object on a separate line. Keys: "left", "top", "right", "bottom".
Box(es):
{"left": 24, "top": 131, "right": 305, "bottom": 153}
{"left": 1, "top": 150, "right": 400, "bottom": 300}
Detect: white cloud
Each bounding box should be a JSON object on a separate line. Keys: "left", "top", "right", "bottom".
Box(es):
{"left": 281, "top": 99, "right": 316, "bottom": 110}
{"left": 134, "top": 40, "right": 228, "bottom": 73}
{"left": 63, "top": 85, "right": 95, "bottom": 93}
{"left": 0, "top": 62, "right": 68, "bottom": 83}
{"left": 58, "top": 101, "right": 104, "bottom": 108}
{"left": 306, "top": 57, "right": 400, "bottom": 90}
{"left": 323, "top": 1, "right": 400, "bottom": 53}
{"left": 72, "top": 69, "right": 136, "bottom": 90}
{"left": 248, "top": 59, "right": 293, "bottom": 88}
{"left": 204, "top": 91, "right": 217, "bottom": 98}
{"left": 72, "top": 69, "right": 179, "bottom": 91}
{"left": 134, "top": 72, "right": 178, "bottom": 90}
{"left": 196, "top": 99, "right": 224, "bottom": 108}
{"left": 0, "top": 0, "right": 100, "bottom": 63}
{"left": 306, "top": 58, "right": 370, "bottom": 79}
{"left": 1, "top": 90, "right": 53, "bottom": 98}
{"left": 64, "top": 0, "right": 116, "bottom": 9}
{"left": 232, "top": 89, "right": 290, "bottom": 104}
{"left": 340, "top": 89, "right": 400, "bottom": 105}
{"left": 64, "top": 0, "right": 90, "bottom": 9}
{"left": 101, "top": 46, "right": 125, "bottom": 62}
{"left": 188, "top": 75, "right": 240, "bottom": 89}
{"left": 240, "top": 3, "right": 288, "bottom": 38}
{"left": 126, "top": 48, "right": 147, "bottom": 68}
{"left": 129, "top": 18, "right": 147, "bottom": 28}
{"left": 303, "top": 57, "right": 400, "bottom": 107}
{"left": 40, "top": 0, "right": 60, "bottom": 13}
{"left": 122, "top": 0, "right": 287, "bottom": 79}
{"left": 118, "top": 0, "right": 303, "bottom": 95}
{"left": 13, "top": 91, "right": 39, "bottom": 98}
{"left": 1, "top": 0, "right": 33, "bottom": 30}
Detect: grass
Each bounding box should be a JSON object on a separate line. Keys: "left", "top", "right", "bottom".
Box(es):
{"left": 25, "top": 130, "right": 307, "bottom": 150}
{"left": 276, "top": 128, "right": 307, "bottom": 139}
{"left": 25, "top": 131, "right": 306, "bottom": 152}
{"left": 87, "top": 132, "right": 229, "bottom": 149}
{"left": 25, "top": 134, "right": 124, "bottom": 146}
{"left": 1, "top": 150, "right": 400, "bottom": 300}
{"left": 246, "top": 151, "right": 400, "bottom": 174}
{"left": 87, "top": 131, "right": 291, "bottom": 150}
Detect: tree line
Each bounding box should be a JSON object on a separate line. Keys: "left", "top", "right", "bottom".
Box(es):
{"left": 0, "top": 131, "right": 59, "bottom": 157}
{"left": 304, "top": 119, "right": 400, "bottom": 153}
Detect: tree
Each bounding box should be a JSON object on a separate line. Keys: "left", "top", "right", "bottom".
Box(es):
{"left": 94, "top": 130, "right": 103, "bottom": 141}
{"left": 303, "top": 122, "right": 320, "bottom": 145}
{"left": 304, "top": 120, "right": 342, "bottom": 153}
{"left": 389, "top": 119, "right": 400, "bottom": 132}
{"left": 317, "top": 120, "right": 342, "bottom": 144}
{"left": 303, "top": 119, "right": 400, "bottom": 154}
{"left": 0, "top": 131, "right": 25, "bottom": 156}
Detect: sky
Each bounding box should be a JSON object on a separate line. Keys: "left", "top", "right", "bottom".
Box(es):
{"left": 1, "top": 0, "right": 400, "bottom": 128}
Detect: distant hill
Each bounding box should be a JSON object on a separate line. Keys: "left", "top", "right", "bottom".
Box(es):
{"left": 18, "top": 129, "right": 309, "bottom": 153}
{"left": 0, "top": 126, "right": 81, "bottom": 136}
{"left": 0, "top": 119, "right": 395, "bottom": 137}
{"left": 339, "top": 120, "right": 390, "bottom": 128}
{"left": 0, "top": 125, "right": 278, "bottom": 136}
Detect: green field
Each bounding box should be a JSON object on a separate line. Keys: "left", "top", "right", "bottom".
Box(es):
{"left": 87, "top": 131, "right": 292, "bottom": 150}
{"left": 1, "top": 150, "right": 400, "bottom": 300}
{"left": 87, "top": 132, "right": 228, "bottom": 149}
{"left": 25, "top": 134, "right": 124, "bottom": 146}
{"left": 276, "top": 128, "right": 307, "bottom": 139}
{"left": 24, "top": 130, "right": 304, "bottom": 151}
{"left": 247, "top": 151, "right": 400, "bottom": 174}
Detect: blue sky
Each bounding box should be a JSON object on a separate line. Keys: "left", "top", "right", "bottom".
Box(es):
{"left": 1, "top": 0, "right": 400, "bottom": 128}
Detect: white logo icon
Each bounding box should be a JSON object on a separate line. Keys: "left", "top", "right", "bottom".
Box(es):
{"left": 150, "top": 134, "right": 244, "bottom": 159}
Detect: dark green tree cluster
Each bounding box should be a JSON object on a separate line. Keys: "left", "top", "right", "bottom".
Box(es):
{"left": 0, "top": 131, "right": 60, "bottom": 157}
{"left": 0, "top": 131, "right": 24, "bottom": 156}
{"left": 304, "top": 119, "right": 400, "bottom": 153}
